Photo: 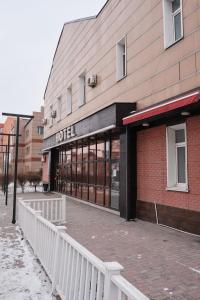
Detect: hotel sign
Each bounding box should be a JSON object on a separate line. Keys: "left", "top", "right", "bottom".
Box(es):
{"left": 56, "top": 125, "right": 76, "bottom": 143}
{"left": 43, "top": 103, "right": 136, "bottom": 150}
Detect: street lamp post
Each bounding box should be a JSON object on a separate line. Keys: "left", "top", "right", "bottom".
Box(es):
{"left": 0, "top": 137, "right": 18, "bottom": 205}
{"left": 2, "top": 113, "right": 33, "bottom": 224}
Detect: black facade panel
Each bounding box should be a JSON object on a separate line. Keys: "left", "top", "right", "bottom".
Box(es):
{"left": 43, "top": 103, "right": 136, "bottom": 150}
{"left": 119, "top": 127, "right": 137, "bottom": 219}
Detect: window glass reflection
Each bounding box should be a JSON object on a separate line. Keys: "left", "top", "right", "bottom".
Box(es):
{"left": 77, "top": 145, "right": 82, "bottom": 162}
{"left": 89, "top": 162, "right": 96, "bottom": 184}
{"left": 111, "top": 138, "right": 120, "bottom": 160}
{"left": 54, "top": 133, "right": 120, "bottom": 210}
{"left": 97, "top": 139, "right": 104, "bottom": 160}
{"left": 89, "top": 140, "right": 96, "bottom": 160}
{"left": 83, "top": 144, "right": 88, "bottom": 161}
{"left": 72, "top": 147, "right": 76, "bottom": 162}
{"left": 89, "top": 186, "right": 95, "bottom": 203}
{"left": 82, "top": 185, "right": 88, "bottom": 201}
{"left": 77, "top": 163, "right": 82, "bottom": 182}
{"left": 97, "top": 162, "right": 104, "bottom": 186}
{"left": 96, "top": 187, "right": 104, "bottom": 206}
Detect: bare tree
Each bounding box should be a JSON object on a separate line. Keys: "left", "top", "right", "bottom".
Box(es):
{"left": 27, "top": 170, "right": 42, "bottom": 192}
{"left": 0, "top": 172, "right": 13, "bottom": 192}
{"left": 17, "top": 173, "right": 27, "bottom": 193}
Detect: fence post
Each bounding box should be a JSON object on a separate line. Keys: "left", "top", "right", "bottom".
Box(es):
{"left": 104, "top": 262, "right": 124, "bottom": 300}
{"left": 61, "top": 195, "right": 67, "bottom": 222}
{"left": 52, "top": 225, "right": 67, "bottom": 296}
{"left": 34, "top": 210, "right": 42, "bottom": 256}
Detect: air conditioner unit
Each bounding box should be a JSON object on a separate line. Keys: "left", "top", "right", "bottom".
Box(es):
{"left": 51, "top": 110, "right": 57, "bottom": 118}
{"left": 88, "top": 75, "right": 97, "bottom": 88}
{"left": 42, "top": 118, "right": 48, "bottom": 125}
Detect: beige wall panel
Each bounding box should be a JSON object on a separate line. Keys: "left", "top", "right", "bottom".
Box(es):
{"left": 180, "top": 54, "right": 196, "bottom": 80}
{"left": 44, "top": 0, "right": 200, "bottom": 139}
{"left": 136, "top": 72, "right": 200, "bottom": 110}
{"left": 183, "top": 0, "right": 199, "bottom": 16}
{"left": 184, "top": 9, "right": 200, "bottom": 36}
{"left": 196, "top": 50, "right": 200, "bottom": 71}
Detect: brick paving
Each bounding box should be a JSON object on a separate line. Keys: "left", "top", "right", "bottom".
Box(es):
{"left": 63, "top": 197, "right": 200, "bottom": 300}
{"left": 18, "top": 192, "right": 200, "bottom": 300}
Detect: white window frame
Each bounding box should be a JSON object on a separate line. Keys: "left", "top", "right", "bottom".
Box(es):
{"left": 166, "top": 123, "right": 188, "bottom": 192}
{"left": 37, "top": 126, "right": 44, "bottom": 135}
{"left": 116, "top": 36, "right": 127, "bottom": 81}
{"left": 57, "top": 96, "right": 62, "bottom": 122}
{"left": 162, "top": 0, "right": 183, "bottom": 49}
{"left": 66, "top": 85, "right": 72, "bottom": 115}
{"left": 78, "top": 72, "right": 86, "bottom": 107}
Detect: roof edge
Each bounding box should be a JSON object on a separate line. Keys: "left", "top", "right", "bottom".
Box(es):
{"left": 43, "top": 0, "right": 110, "bottom": 100}
{"left": 63, "top": 15, "right": 96, "bottom": 26}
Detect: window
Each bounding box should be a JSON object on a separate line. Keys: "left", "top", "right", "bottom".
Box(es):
{"left": 57, "top": 97, "right": 62, "bottom": 121}
{"left": 166, "top": 123, "right": 188, "bottom": 191}
{"left": 78, "top": 73, "right": 86, "bottom": 107}
{"left": 26, "top": 146, "right": 30, "bottom": 155}
{"left": 54, "top": 134, "right": 120, "bottom": 210}
{"left": 25, "top": 129, "right": 29, "bottom": 138}
{"left": 116, "top": 36, "right": 127, "bottom": 81}
{"left": 67, "top": 86, "right": 72, "bottom": 115}
{"left": 37, "top": 126, "right": 44, "bottom": 135}
{"left": 163, "top": 0, "right": 183, "bottom": 48}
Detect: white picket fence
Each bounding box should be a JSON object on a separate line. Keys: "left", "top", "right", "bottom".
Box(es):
{"left": 18, "top": 197, "right": 149, "bottom": 300}
{"left": 22, "top": 197, "right": 66, "bottom": 222}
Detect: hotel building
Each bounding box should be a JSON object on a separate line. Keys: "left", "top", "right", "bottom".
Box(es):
{"left": 43, "top": 0, "right": 200, "bottom": 234}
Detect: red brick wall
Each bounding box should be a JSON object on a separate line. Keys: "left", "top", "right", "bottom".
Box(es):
{"left": 137, "top": 115, "right": 200, "bottom": 212}
{"left": 42, "top": 153, "right": 49, "bottom": 183}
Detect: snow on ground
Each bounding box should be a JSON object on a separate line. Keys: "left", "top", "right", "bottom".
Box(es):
{"left": 7, "top": 183, "right": 43, "bottom": 194}
{"left": 0, "top": 225, "right": 52, "bottom": 300}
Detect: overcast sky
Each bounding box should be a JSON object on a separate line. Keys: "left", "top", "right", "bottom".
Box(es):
{"left": 0, "top": 0, "right": 107, "bottom": 123}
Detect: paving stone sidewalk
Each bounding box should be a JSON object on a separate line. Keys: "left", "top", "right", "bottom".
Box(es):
{"left": 0, "top": 193, "right": 53, "bottom": 300}
{"left": 62, "top": 196, "right": 200, "bottom": 300}
{"left": 17, "top": 192, "right": 200, "bottom": 300}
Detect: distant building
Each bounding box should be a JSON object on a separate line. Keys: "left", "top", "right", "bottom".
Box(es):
{"left": 24, "top": 108, "right": 44, "bottom": 173}
{"left": 1, "top": 107, "right": 44, "bottom": 175}
{"left": 2, "top": 117, "right": 16, "bottom": 173}
{"left": 43, "top": 0, "right": 200, "bottom": 235}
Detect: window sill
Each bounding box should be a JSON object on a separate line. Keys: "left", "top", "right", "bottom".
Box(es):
{"left": 164, "top": 36, "right": 184, "bottom": 50}
{"left": 116, "top": 74, "right": 127, "bottom": 83}
{"left": 78, "top": 103, "right": 86, "bottom": 108}
{"left": 166, "top": 186, "right": 188, "bottom": 193}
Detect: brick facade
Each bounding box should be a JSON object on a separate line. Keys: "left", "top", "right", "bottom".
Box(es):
{"left": 137, "top": 115, "right": 200, "bottom": 213}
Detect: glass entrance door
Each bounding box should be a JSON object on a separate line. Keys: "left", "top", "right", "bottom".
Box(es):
{"left": 110, "top": 162, "right": 120, "bottom": 210}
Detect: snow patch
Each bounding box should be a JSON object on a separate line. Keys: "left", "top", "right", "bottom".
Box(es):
{"left": 0, "top": 225, "right": 52, "bottom": 300}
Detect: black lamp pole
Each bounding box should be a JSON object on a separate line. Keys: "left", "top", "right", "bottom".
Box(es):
{"left": 6, "top": 136, "right": 10, "bottom": 205}
{"left": 0, "top": 139, "right": 16, "bottom": 205}
{"left": 4, "top": 145, "right": 8, "bottom": 195}
{"left": 2, "top": 113, "right": 33, "bottom": 224}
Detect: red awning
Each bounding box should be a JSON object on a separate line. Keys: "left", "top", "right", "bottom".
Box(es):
{"left": 123, "top": 91, "right": 200, "bottom": 126}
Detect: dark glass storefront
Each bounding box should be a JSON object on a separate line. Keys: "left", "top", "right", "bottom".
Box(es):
{"left": 53, "top": 133, "right": 120, "bottom": 210}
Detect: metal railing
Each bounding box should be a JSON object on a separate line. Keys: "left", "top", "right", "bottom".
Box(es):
{"left": 18, "top": 197, "right": 149, "bottom": 300}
